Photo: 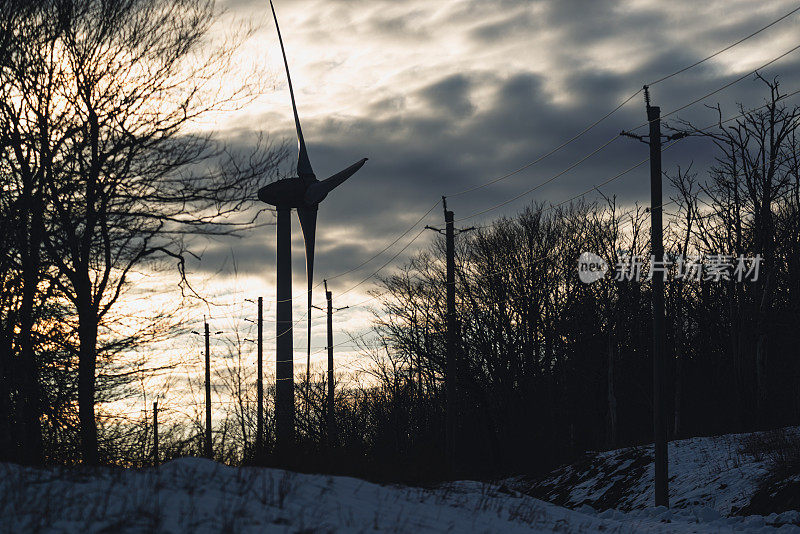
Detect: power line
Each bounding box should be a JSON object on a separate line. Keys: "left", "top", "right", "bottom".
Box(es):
{"left": 336, "top": 226, "right": 431, "bottom": 298}
{"left": 646, "top": 4, "right": 800, "bottom": 86}
{"left": 447, "top": 90, "right": 643, "bottom": 198}
{"left": 445, "top": 4, "right": 800, "bottom": 199}
{"left": 454, "top": 134, "right": 622, "bottom": 222}
{"left": 457, "top": 50, "right": 800, "bottom": 225}
{"left": 323, "top": 200, "right": 441, "bottom": 284}
{"left": 633, "top": 41, "right": 800, "bottom": 131}
{"left": 463, "top": 86, "right": 800, "bottom": 232}
{"left": 586, "top": 86, "right": 800, "bottom": 203}
{"left": 270, "top": 201, "right": 441, "bottom": 305}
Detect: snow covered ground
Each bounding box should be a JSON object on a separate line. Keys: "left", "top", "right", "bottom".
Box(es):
{"left": 2, "top": 453, "right": 799, "bottom": 533}
{"left": 510, "top": 427, "right": 800, "bottom": 520}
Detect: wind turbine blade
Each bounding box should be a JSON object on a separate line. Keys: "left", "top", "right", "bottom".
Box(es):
{"left": 297, "top": 205, "right": 317, "bottom": 381}
{"left": 269, "top": 0, "right": 315, "bottom": 182}
{"left": 304, "top": 158, "right": 368, "bottom": 205}
{"left": 321, "top": 158, "right": 368, "bottom": 191}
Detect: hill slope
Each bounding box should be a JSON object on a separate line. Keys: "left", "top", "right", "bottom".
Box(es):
{"left": 509, "top": 427, "right": 800, "bottom": 517}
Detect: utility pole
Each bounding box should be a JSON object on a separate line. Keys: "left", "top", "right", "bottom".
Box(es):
{"left": 325, "top": 280, "right": 335, "bottom": 446}
{"left": 313, "top": 280, "right": 347, "bottom": 449}
{"left": 153, "top": 400, "right": 159, "bottom": 467}
{"left": 192, "top": 321, "right": 222, "bottom": 460}
{"left": 323, "top": 280, "right": 347, "bottom": 448}
{"left": 444, "top": 200, "right": 457, "bottom": 474}
{"left": 647, "top": 91, "right": 668, "bottom": 509}
{"left": 245, "top": 297, "right": 265, "bottom": 458}
{"left": 620, "top": 86, "right": 683, "bottom": 508}
{"left": 204, "top": 321, "right": 212, "bottom": 459}
{"left": 257, "top": 296, "right": 264, "bottom": 456}
{"left": 426, "top": 196, "right": 472, "bottom": 476}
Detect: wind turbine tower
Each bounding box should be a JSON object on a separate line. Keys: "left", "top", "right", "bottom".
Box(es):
{"left": 258, "top": 0, "right": 367, "bottom": 456}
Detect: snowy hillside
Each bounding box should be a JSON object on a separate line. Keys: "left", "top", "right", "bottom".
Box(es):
{"left": 2, "top": 453, "right": 800, "bottom": 532}
{"left": 511, "top": 427, "right": 800, "bottom": 518}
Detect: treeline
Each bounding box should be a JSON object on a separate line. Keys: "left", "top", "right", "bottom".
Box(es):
{"left": 342, "top": 77, "right": 800, "bottom": 480}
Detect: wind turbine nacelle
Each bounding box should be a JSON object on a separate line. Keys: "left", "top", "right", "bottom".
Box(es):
{"left": 303, "top": 181, "right": 332, "bottom": 205}
{"left": 258, "top": 158, "right": 368, "bottom": 208}
{"left": 257, "top": 177, "right": 313, "bottom": 208}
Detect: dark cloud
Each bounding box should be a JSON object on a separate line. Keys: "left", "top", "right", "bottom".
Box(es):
{"left": 418, "top": 74, "right": 475, "bottom": 118}
{"left": 468, "top": 10, "right": 540, "bottom": 44}
{"left": 541, "top": 0, "right": 650, "bottom": 44}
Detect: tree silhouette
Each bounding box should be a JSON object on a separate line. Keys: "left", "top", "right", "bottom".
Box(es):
{"left": 0, "top": 0, "right": 284, "bottom": 464}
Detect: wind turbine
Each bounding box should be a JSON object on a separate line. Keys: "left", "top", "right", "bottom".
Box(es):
{"left": 258, "top": 0, "right": 367, "bottom": 454}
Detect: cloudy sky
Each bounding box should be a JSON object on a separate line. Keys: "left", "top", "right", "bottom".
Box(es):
{"left": 135, "top": 0, "right": 800, "bottom": 403}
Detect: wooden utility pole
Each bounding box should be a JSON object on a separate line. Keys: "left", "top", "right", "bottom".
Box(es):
{"left": 192, "top": 321, "right": 221, "bottom": 460}
{"left": 314, "top": 280, "right": 347, "bottom": 448}
{"left": 257, "top": 296, "right": 264, "bottom": 455}
{"left": 647, "top": 90, "right": 668, "bottom": 508}
{"left": 426, "top": 196, "right": 472, "bottom": 476}
{"left": 324, "top": 280, "right": 336, "bottom": 446}
{"left": 621, "top": 86, "right": 675, "bottom": 507}
{"left": 204, "top": 321, "right": 212, "bottom": 459}
{"left": 444, "top": 199, "right": 457, "bottom": 474}
{"left": 153, "top": 401, "right": 159, "bottom": 467}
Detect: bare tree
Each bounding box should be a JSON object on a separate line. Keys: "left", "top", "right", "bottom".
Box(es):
{"left": 675, "top": 76, "right": 800, "bottom": 424}
{"left": 0, "top": 0, "right": 285, "bottom": 464}
{"left": 0, "top": 0, "right": 68, "bottom": 464}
